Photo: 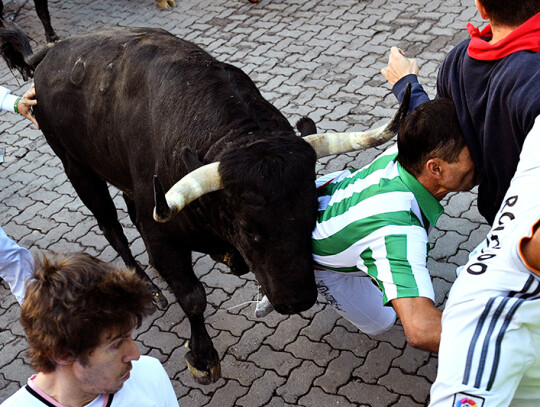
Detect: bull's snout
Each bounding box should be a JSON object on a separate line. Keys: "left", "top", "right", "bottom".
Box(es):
{"left": 271, "top": 288, "right": 317, "bottom": 315}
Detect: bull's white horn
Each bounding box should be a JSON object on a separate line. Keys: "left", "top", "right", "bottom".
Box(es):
{"left": 153, "top": 162, "right": 223, "bottom": 222}
{"left": 303, "top": 122, "right": 393, "bottom": 158}
{"left": 304, "top": 82, "right": 411, "bottom": 158}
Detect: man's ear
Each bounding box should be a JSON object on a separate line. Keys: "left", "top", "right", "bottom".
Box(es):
{"left": 425, "top": 158, "right": 443, "bottom": 179}
{"left": 475, "top": 0, "right": 489, "bottom": 20}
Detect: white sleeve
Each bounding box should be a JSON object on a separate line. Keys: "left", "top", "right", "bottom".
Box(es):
{"left": 0, "top": 226, "right": 34, "bottom": 304}
{"left": 0, "top": 86, "right": 19, "bottom": 113}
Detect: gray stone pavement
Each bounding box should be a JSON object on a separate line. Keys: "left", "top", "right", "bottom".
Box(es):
{"left": 0, "top": 0, "right": 491, "bottom": 405}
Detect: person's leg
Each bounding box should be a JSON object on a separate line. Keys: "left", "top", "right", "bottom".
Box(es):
{"left": 315, "top": 269, "right": 396, "bottom": 335}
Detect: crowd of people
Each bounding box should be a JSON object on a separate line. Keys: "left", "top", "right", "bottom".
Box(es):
{"left": 0, "top": 0, "right": 539, "bottom": 405}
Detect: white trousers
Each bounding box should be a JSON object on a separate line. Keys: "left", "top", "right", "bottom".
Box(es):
{"left": 430, "top": 243, "right": 540, "bottom": 407}
{"left": 315, "top": 269, "right": 396, "bottom": 335}
{"left": 0, "top": 226, "right": 34, "bottom": 304}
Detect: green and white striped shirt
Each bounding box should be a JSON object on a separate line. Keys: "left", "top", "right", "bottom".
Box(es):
{"left": 312, "top": 145, "right": 443, "bottom": 305}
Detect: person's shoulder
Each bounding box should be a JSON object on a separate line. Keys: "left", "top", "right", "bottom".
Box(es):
{"left": 1, "top": 385, "right": 33, "bottom": 407}
{"left": 496, "top": 52, "right": 540, "bottom": 101}
{"left": 132, "top": 355, "right": 164, "bottom": 372}
{"left": 114, "top": 355, "right": 178, "bottom": 406}
{"left": 446, "top": 38, "right": 470, "bottom": 59}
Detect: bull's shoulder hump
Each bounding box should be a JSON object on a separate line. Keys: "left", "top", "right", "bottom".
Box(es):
{"left": 47, "top": 26, "right": 210, "bottom": 65}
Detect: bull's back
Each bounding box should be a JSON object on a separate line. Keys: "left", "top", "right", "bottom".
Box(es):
{"left": 34, "top": 27, "right": 217, "bottom": 189}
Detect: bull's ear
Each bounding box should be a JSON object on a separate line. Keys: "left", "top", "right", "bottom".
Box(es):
{"left": 181, "top": 148, "right": 204, "bottom": 172}
{"left": 296, "top": 117, "right": 317, "bottom": 137}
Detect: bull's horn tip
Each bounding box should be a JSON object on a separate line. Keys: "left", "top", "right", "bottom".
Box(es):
{"left": 153, "top": 175, "right": 172, "bottom": 222}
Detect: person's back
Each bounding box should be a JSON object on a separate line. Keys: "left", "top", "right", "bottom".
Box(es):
{"left": 383, "top": 0, "right": 540, "bottom": 224}
{"left": 436, "top": 13, "right": 540, "bottom": 223}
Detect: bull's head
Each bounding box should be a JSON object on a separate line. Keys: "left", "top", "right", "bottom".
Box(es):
{"left": 153, "top": 86, "right": 410, "bottom": 314}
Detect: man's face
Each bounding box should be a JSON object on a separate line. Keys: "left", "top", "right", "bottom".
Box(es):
{"left": 441, "top": 146, "right": 478, "bottom": 192}
{"left": 71, "top": 325, "right": 140, "bottom": 396}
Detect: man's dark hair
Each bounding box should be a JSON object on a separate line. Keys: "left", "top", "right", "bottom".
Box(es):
{"left": 479, "top": 0, "right": 539, "bottom": 27}
{"left": 21, "top": 252, "right": 155, "bottom": 373}
{"left": 397, "top": 98, "right": 466, "bottom": 177}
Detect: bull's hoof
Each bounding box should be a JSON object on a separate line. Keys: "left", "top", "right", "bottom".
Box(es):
{"left": 155, "top": 0, "right": 176, "bottom": 9}
{"left": 186, "top": 356, "right": 221, "bottom": 384}
{"left": 151, "top": 288, "right": 169, "bottom": 309}
{"left": 46, "top": 34, "right": 59, "bottom": 44}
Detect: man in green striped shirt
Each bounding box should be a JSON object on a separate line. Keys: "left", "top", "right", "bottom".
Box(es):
{"left": 314, "top": 98, "right": 477, "bottom": 353}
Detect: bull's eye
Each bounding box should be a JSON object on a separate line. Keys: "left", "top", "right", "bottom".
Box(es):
{"left": 244, "top": 229, "right": 262, "bottom": 243}
{"left": 241, "top": 226, "right": 262, "bottom": 243}
{"left": 238, "top": 218, "right": 264, "bottom": 244}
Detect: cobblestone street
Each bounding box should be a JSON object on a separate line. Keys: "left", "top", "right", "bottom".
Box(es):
{"left": 0, "top": 0, "right": 490, "bottom": 405}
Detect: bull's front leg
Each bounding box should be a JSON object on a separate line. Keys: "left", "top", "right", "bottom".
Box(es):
{"left": 147, "top": 240, "right": 220, "bottom": 384}
{"left": 181, "top": 280, "right": 221, "bottom": 384}
{"left": 33, "top": 0, "right": 58, "bottom": 43}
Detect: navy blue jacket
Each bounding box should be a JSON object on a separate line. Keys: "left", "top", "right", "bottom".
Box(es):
{"left": 393, "top": 40, "right": 540, "bottom": 225}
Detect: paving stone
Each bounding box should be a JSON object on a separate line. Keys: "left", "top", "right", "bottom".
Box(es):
{"left": 236, "top": 370, "right": 286, "bottom": 407}
{"left": 371, "top": 324, "right": 409, "bottom": 352}
{"left": 314, "top": 350, "right": 364, "bottom": 394}
{"left": 430, "top": 230, "right": 469, "bottom": 260}
{"left": 300, "top": 305, "right": 340, "bottom": 342}
{"left": 263, "top": 314, "right": 309, "bottom": 350}
{"left": 248, "top": 345, "right": 302, "bottom": 377}
{"left": 392, "top": 344, "right": 431, "bottom": 374}
{"left": 0, "top": 335, "right": 27, "bottom": 369}
{"left": 178, "top": 388, "right": 211, "bottom": 407}
{"left": 339, "top": 380, "right": 399, "bottom": 406}
{"left": 264, "top": 396, "right": 297, "bottom": 407}
{"left": 323, "top": 325, "right": 379, "bottom": 359}
{"left": 354, "top": 341, "right": 402, "bottom": 386}
{"left": 285, "top": 335, "right": 339, "bottom": 368}
{"left": 276, "top": 360, "right": 325, "bottom": 404}
{"left": 299, "top": 386, "right": 356, "bottom": 407}
{"left": 227, "top": 322, "right": 273, "bottom": 361}
{"left": 206, "top": 379, "right": 248, "bottom": 407}
{"left": 418, "top": 355, "right": 438, "bottom": 383}
{"left": 208, "top": 310, "right": 255, "bottom": 337}
{"left": 392, "top": 395, "right": 426, "bottom": 407}
{"left": 137, "top": 326, "right": 182, "bottom": 355}
{"left": 379, "top": 367, "right": 431, "bottom": 405}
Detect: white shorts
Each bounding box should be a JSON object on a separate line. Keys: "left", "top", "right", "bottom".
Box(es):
{"left": 315, "top": 268, "right": 396, "bottom": 335}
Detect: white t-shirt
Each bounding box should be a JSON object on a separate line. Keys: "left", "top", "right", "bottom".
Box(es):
{"left": 1, "top": 356, "right": 179, "bottom": 407}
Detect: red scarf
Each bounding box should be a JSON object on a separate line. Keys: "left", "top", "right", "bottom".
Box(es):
{"left": 467, "top": 11, "right": 540, "bottom": 60}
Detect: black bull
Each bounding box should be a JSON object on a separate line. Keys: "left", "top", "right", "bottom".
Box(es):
{"left": 1, "top": 26, "right": 410, "bottom": 383}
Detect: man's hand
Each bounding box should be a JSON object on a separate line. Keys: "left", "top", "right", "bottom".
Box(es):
{"left": 381, "top": 47, "right": 419, "bottom": 86}
{"left": 17, "top": 83, "right": 39, "bottom": 129}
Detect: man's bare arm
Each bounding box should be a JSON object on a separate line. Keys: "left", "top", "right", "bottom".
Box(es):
{"left": 520, "top": 221, "right": 540, "bottom": 272}
{"left": 390, "top": 296, "right": 442, "bottom": 353}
